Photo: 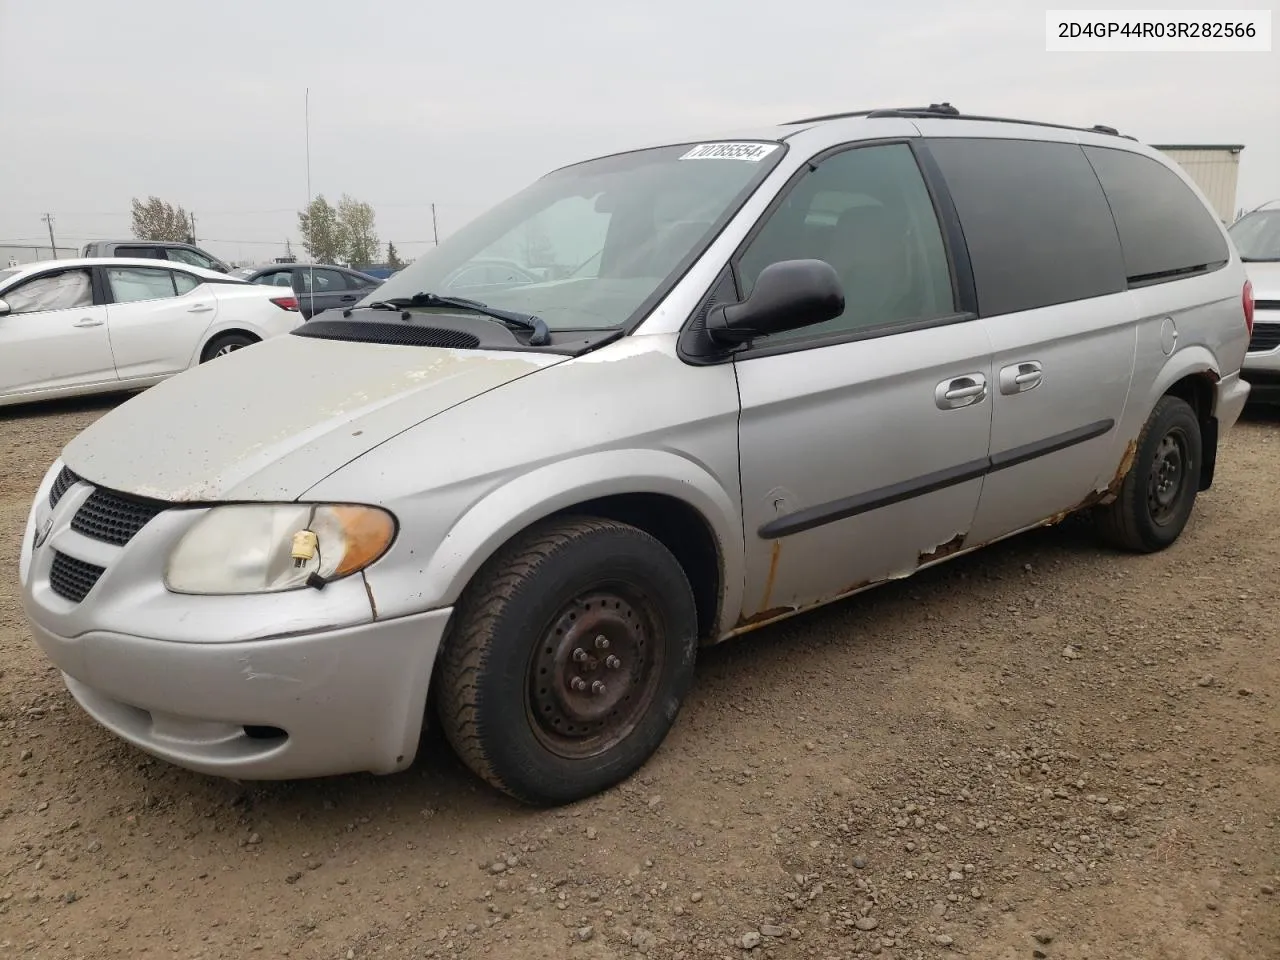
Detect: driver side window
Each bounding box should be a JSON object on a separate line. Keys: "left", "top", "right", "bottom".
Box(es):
{"left": 736, "top": 143, "right": 955, "bottom": 345}
{"left": 4, "top": 270, "right": 94, "bottom": 314}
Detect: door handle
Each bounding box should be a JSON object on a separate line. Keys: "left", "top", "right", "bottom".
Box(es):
{"left": 340, "top": 295, "right": 357, "bottom": 301}
{"left": 187, "top": 304, "right": 215, "bottom": 314}
{"left": 935, "top": 374, "right": 988, "bottom": 410}
{"left": 73, "top": 317, "right": 104, "bottom": 328}
{"left": 999, "top": 361, "right": 1043, "bottom": 395}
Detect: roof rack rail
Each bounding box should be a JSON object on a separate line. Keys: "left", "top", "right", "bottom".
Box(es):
{"left": 784, "top": 103, "right": 1134, "bottom": 140}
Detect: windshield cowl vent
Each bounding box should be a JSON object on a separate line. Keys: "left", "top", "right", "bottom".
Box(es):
{"left": 292, "top": 320, "right": 482, "bottom": 350}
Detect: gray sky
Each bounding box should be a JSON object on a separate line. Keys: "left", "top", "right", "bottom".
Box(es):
{"left": 1, "top": 0, "right": 1276, "bottom": 265}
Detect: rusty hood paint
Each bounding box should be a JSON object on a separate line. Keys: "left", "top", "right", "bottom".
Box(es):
{"left": 60, "top": 334, "right": 567, "bottom": 502}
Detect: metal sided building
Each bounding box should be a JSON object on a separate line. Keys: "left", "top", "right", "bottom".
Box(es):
{"left": 1152, "top": 144, "right": 1245, "bottom": 224}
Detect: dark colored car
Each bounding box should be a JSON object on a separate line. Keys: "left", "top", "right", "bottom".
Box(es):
{"left": 231, "top": 264, "right": 383, "bottom": 319}
{"left": 80, "top": 240, "right": 233, "bottom": 274}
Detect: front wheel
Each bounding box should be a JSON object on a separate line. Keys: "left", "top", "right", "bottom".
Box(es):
{"left": 1094, "top": 395, "right": 1202, "bottom": 552}
{"left": 436, "top": 516, "right": 698, "bottom": 806}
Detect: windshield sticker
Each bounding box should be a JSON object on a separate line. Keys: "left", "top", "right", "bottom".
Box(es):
{"left": 679, "top": 142, "right": 780, "bottom": 162}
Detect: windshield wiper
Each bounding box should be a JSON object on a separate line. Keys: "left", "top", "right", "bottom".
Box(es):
{"left": 355, "top": 292, "right": 551, "bottom": 345}
{"left": 1241, "top": 256, "right": 1280, "bottom": 263}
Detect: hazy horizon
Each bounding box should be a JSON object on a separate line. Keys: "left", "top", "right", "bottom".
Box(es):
{"left": 1, "top": 0, "right": 1275, "bottom": 265}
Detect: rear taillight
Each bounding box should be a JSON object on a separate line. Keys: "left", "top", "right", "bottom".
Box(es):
{"left": 1243, "top": 279, "right": 1254, "bottom": 336}
{"left": 270, "top": 296, "right": 300, "bottom": 312}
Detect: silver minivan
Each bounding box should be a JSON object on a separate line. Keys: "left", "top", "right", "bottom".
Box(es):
{"left": 19, "top": 104, "right": 1253, "bottom": 806}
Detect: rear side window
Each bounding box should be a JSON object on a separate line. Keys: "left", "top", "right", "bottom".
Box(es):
{"left": 115, "top": 246, "right": 164, "bottom": 260}
{"left": 927, "top": 137, "right": 1125, "bottom": 317}
{"left": 1083, "top": 146, "right": 1230, "bottom": 284}
{"left": 107, "top": 266, "right": 180, "bottom": 302}
{"left": 166, "top": 247, "right": 217, "bottom": 270}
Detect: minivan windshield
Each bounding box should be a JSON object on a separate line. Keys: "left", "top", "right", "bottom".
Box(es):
{"left": 364, "top": 141, "right": 786, "bottom": 330}
{"left": 1228, "top": 209, "right": 1280, "bottom": 261}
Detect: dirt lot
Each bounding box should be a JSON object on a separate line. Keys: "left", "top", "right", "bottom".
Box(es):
{"left": 0, "top": 395, "right": 1276, "bottom": 960}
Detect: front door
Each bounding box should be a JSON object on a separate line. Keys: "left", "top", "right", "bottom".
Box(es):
{"left": 730, "top": 141, "right": 994, "bottom": 622}
{"left": 0, "top": 267, "right": 116, "bottom": 399}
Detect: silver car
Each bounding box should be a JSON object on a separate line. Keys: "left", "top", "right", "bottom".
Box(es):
{"left": 1229, "top": 200, "right": 1280, "bottom": 402}
{"left": 18, "top": 104, "right": 1252, "bottom": 806}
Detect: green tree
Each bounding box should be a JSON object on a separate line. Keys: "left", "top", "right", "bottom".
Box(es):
{"left": 297, "top": 195, "right": 341, "bottom": 263}
{"left": 385, "top": 241, "right": 404, "bottom": 269}
{"left": 131, "top": 196, "right": 193, "bottom": 243}
{"left": 337, "top": 194, "right": 379, "bottom": 266}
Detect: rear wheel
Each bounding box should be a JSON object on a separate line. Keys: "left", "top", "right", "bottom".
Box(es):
{"left": 1094, "top": 395, "right": 1202, "bottom": 552}
{"left": 200, "top": 332, "right": 258, "bottom": 362}
{"left": 436, "top": 516, "right": 698, "bottom": 806}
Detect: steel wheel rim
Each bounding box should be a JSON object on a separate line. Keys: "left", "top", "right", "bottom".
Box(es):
{"left": 525, "top": 582, "right": 665, "bottom": 760}
{"left": 215, "top": 343, "right": 243, "bottom": 357}
{"left": 1147, "top": 427, "right": 1188, "bottom": 526}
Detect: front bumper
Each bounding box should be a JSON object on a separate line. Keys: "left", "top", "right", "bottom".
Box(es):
{"left": 27, "top": 608, "right": 451, "bottom": 779}
{"left": 1242, "top": 320, "right": 1280, "bottom": 402}
{"left": 18, "top": 460, "right": 452, "bottom": 780}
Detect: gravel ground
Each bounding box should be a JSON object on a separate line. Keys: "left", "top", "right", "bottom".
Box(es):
{"left": 1, "top": 394, "right": 1277, "bottom": 960}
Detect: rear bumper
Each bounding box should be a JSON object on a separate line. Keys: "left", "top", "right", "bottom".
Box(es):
{"left": 1213, "top": 370, "right": 1251, "bottom": 427}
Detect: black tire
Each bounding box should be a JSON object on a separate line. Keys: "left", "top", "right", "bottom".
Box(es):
{"left": 1094, "top": 395, "right": 1202, "bottom": 552}
{"left": 200, "top": 332, "right": 259, "bottom": 362}
{"left": 436, "top": 516, "right": 698, "bottom": 806}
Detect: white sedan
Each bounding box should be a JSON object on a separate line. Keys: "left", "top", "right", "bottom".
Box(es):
{"left": 0, "top": 258, "right": 305, "bottom": 407}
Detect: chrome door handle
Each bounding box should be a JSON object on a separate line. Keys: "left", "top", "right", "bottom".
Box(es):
{"left": 73, "top": 317, "right": 104, "bottom": 328}
{"left": 999, "top": 361, "right": 1043, "bottom": 395}
{"left": 187, "top": 305, "right": 215, "bottom": 314}
{"left": 935, "top": 374, "right": 988, "bottom": 409}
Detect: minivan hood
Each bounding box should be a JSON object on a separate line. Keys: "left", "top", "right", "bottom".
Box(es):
{"left": 61, "top": 334, "right": 565, "bottom": 501}
{"left": 1244, "top": 260, "right": 1280, "bottom": 301}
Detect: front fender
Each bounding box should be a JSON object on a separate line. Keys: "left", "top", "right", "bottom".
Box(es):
{"left": 416, "top": 448, "right": 745, "bottom": 629}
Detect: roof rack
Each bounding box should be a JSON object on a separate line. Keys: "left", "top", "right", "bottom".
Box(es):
{"left": 784, "top": 103, "right": 1134, "bottom": 140}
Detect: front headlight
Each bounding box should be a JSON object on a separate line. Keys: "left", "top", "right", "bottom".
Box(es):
{"left": 164, "top": 503, "right": 396, "bottom": 595}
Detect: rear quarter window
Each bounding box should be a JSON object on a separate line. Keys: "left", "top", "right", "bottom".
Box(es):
{"left": 925, "top": 137, "right": 1126, "bottom": 317}
{"left": 1082, "top": 145, "right": 1230, "bottom": 284}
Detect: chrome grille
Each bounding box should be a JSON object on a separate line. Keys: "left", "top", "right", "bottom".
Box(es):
{"left": 49, "top": 551, "right": 105, "bottom": 603}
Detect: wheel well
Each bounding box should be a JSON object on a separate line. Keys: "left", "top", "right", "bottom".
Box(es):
{"left": 200, "top": 329, "right": 259, "bottom": 360}
{"left": 551, "top": 493, "right": 723, "bottom": 640}
{"left": 1163, "top": 372, "right": 1218, "bottom": 490}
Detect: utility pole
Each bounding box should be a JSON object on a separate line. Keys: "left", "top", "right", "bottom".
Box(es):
{"left": 431, "top": 203, "right": 439, "bottom": 246}
{"left": 189, "top": 212, "right": 197, "bottom": 245}
{"left": 41, "top": 213, "right": 57, "bottom": 255}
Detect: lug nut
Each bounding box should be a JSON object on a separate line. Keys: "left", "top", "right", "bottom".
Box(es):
{"left": 591, "top": 681, "right": 607, "bottom": 695}
{"left": 570, "top": 677, "right": 587, "bottom": 691}
{"left": 572, "top": 648, "right": 588, "bottom": 662}
{"left": 605, "top": 655, "right": 621, "bottom": 669}
{"left": 594, "top": 635, "right": 609, "bottom": 650}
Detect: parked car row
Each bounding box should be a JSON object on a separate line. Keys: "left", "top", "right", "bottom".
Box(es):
{"left": 0, "top": 259, "right": 303, "bottom": 407}
{"left": 229, "top": 263, "right": 383, "bottom": 319}
{"left": 15, "top": 105, "right": 1256, "bottom": 809}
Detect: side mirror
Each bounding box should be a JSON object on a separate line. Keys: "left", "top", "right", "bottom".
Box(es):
{"left": 705, "top": 259, "right": 844, "bottom": 345}
{"left": 0, "top": 298, "right": 10, "bottom": 317}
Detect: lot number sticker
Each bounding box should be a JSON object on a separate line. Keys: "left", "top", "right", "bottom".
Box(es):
{"left": 679, "top": 142, "right": 780, "bottom": 161}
